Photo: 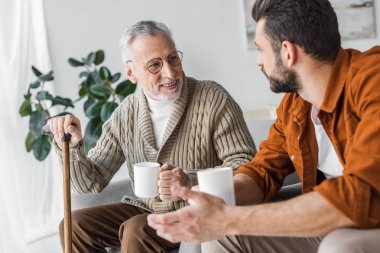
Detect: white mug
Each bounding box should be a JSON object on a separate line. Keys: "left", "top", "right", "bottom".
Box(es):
{"left": 197, "top": 167, "right": 235, "bottom": 206}
{"left": 133, "top": 162, "right": 160, "bottom": 198}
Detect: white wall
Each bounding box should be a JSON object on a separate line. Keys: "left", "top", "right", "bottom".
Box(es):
{"left": 43, "top": 0, "right": 380, "bottom": 120}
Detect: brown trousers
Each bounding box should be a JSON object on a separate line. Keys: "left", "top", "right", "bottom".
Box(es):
{"left": 202, "top": 235, "right": 322, "bottom": 253}
{"left": 59, "top": 203, "right": 179, "bottom": 253}
{"left": 203, "top": 228, "right": 380, "bottom": 253}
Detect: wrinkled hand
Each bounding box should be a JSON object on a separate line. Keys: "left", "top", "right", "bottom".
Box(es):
{"left": 158, "top": 164, "right": 189, "bottom": 201}
{"left": 49, "top": 114, "right": 82, "bottom": 149}
{"left": 148, "top": 185, "right": 230, "bottom": 244}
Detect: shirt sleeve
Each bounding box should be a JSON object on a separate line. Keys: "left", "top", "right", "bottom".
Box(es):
{"left": 236, "top": 101, "right": 295, "bottom": 201}
{"left": 54, "top": 107, "right": 125, "bottom": 194}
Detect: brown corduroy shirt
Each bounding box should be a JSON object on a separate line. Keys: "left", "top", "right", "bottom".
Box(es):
{"left": 237, "top": 46, "right": 380, "bottom": 228}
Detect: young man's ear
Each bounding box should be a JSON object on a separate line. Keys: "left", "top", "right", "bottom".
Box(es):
{"left": 281, "top": 41, "right": 296, "bottom": 67}
{"left": 124, "top": 64, "right": 137, "bottom": 84}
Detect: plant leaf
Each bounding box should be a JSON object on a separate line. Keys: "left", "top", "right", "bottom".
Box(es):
{"left": 78, "top": 84, "right": 88, "bottom": 97}
{"left": 99, "top": 66, "right": 111, "bottom": 81}
{"left": 38, "top": 71, "right": 54, "bottom": 81}
{"left": 68, "top": 58, "right": 84, "bottom": 67}
{"left": 89, "top": 83, "right": 110, "bottom": 99}
{"left": 51, "top": 96, "right": 74, "bottom": 108}
{"left": 94, "top": 50, "right": 105, "bottom": 65}
{"left": 115, "top": 80, "right": 136, "bottom": 98}
{"left": 36, "top": 91, "right": 53, "bottom": 101}
{"left": 87, "top": 71, "right": 102, "bottom": 87}
{"left": 85, "top": 101, "right": 104, "bottom": 119}
{"left": 29, "top": 109, "right": 50, "bottom": 136}
{"left": 84, "top": 137, "right": 97, "bottom": 154}
{"left": 110, "top": 73, "right": 121, "bottom": 83}
{"left": 25, "top": 131, "right": 37, "bottom": 152}
{"left": 79, "top": 71, "right": 89, "bottom": 78}
{"left": 84, "top": 97, "right": 95, "bottom": 112}
{"left": 32, "top": 135, "right": 51, "bottom": 161}
{"left": 86, "top": 52, "right": 96, "bottom": 65}
{"left": 31, "top": 66, "right": 42, "bottom": 77}
{"left": 19, "top": 99, "right": 32, "bottom": 116}
{"left": 84, "top": 117, "right": 102, "bottom": 152}
{"left": 24, "top": 93, "right": 32, "bottom": 99}
{"left": 30, "top": 81, "right": 41, "bottom": 89}
{"left": 100, "top": 101, "right": 118, "bottom": 122}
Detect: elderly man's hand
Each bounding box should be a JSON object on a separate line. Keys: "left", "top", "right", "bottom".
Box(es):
{"left": 158, "top": 164, "right": 189, "bottom": 201}
{"left": 148, "top": 185, "right": 230, "bottom": 244}
{"left": 49, "top": 114, "right": 82, "bottom": 149}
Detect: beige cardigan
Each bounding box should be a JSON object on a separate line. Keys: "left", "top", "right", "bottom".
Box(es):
{"left": 55, "top": 75, "right": 256, "bottom": 213}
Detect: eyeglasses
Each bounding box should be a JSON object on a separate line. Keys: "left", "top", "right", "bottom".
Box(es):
{"left": 127, "top": 50, "right": 183, "bottom": 74}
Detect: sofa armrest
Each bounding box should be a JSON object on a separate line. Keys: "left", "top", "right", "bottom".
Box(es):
{"left": 71, "top": 178, "right": 134, "bottom": 210}
{"left": 273, "top": 183, "right": 302, "bottom": 201}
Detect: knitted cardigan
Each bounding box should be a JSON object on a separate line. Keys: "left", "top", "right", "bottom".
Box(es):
{"left": 55, "top": 75, "right": 256, "bottom": 213}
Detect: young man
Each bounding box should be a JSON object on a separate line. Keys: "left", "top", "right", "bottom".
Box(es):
{"left": 50, "top": 21, "right": 255, "bottom": 252}
{"left": 148, "top": 1, "right": 380, "bottom": 252}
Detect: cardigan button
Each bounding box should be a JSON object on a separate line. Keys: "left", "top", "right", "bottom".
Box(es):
{"left": 290, "top": 155, "right": 295, "bottom": 161}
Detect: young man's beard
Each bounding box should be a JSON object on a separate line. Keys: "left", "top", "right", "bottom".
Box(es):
{"left": 261, "top": 56, "right": 302, "bottom": 94}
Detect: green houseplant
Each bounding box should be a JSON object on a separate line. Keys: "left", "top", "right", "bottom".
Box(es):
{"left": 19, "top": 49, "right": 136, "bottom": 161}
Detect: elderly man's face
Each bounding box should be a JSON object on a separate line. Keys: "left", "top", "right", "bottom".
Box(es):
{"left": 125, "top": 34, "right": 183, "bottom": 101}
{"left": 255, "top": 19, "right": 301, "bottom": 94}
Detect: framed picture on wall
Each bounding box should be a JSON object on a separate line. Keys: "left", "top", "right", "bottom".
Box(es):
{"left": 332, "top": 0, "right": 376, "bottom": 40}
{"left": 243, "top": 0, "right": 377, "bottom": 50}
{"left": 243, "top": 0, "right": 256, "bottom": 49}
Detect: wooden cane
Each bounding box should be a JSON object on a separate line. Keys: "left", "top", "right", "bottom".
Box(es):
{"left": 61, "top": 133, "right": 72, "bottom": 253}
{"left": 42, "top": 125, "right": 73, "bottom": 253}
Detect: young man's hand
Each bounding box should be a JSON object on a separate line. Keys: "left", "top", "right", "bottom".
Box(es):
{"left": 148, "top": 185, "right": 230, "bottom": 243}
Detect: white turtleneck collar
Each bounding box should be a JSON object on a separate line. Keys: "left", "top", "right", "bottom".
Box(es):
{"left": 144, "top": 91, "right": 175, "bottom": 149}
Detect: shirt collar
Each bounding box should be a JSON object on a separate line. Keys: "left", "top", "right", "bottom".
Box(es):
{"left": 319, "top": 48, "right": 350, "bottom": 113}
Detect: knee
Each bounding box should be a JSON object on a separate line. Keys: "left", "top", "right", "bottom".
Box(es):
{"left": 60, "top": 209, "right": 90, "bottom": 236}
{"left": 59, "top": 213, "right": 88, "bottom": 248}
{"left": 119, "top": 214, "right": 149, "bottom": 243}
{"left": 318, "top": 229, "right": 361, "bottom": 253}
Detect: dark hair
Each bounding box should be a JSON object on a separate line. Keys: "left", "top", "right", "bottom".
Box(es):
{"left": 252, "top": 0, "right": 341, "bottom": 63}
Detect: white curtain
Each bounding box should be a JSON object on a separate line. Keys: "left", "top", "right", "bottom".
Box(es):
{"left": 0, "top": 0, "right": 63, "bottom": 252}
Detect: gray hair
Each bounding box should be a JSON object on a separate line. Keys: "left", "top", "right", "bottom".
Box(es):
{"left": 119, "top": 20, "right": 175, "bottom": 64}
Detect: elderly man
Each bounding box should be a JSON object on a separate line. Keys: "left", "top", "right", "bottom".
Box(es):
{"left": 148, "top": 1, "right": 380, "bottom": 252}
{"left": 50, "top": 20, "right": 255, "bottom": 252}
